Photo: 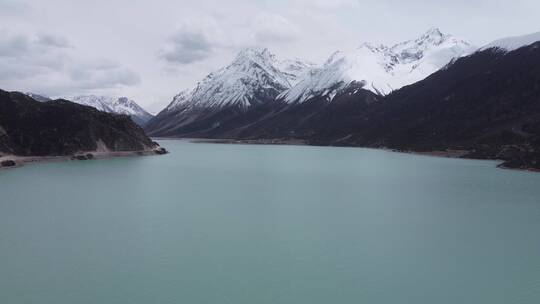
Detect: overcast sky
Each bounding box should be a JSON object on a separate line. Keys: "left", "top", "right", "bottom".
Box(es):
{"left": 1, "top": 0, "right": 539, "bottom": 113}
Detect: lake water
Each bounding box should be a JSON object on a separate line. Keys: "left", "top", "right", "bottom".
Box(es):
{"left": 1, "top": 140, "right": 539, "bottom": 304}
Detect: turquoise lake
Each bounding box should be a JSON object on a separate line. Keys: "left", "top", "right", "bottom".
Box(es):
{"left": 1, "top": 140, "right": 539, "bottom": 304}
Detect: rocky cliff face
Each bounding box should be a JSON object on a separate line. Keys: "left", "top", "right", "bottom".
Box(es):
{"left": 0, "top": 89, "right": 159, "bottom": 156}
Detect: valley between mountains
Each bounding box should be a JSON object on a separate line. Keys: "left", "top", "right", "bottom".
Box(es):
{"left": 144, "top": 28, "right": 540, "bottom": 171}
{"left": 3, "top": 28, "right": 540, "bottom": 170}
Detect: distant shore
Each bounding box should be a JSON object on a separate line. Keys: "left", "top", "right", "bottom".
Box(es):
{"left": 0, "top": 148, "right": 167, "bottom": 171}
{"left": 173, "top": 137, "right": 470, "bottom": 158}
{"left": 187, "top": 138, "right": 310, "bottom": 146}
{"left": 158, "top": 137, "right": 539, "bottom": 173}
{"left": 187, "top": 138, "right": 468, "bottom": 157}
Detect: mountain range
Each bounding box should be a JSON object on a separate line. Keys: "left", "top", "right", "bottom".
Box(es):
{"left": 144, "top": 28, "right": 540, "bottom": 170}
{"left": 280, "top": 28, "right": 476, "bottom": 102}
{"left": 69, "top": 95, "right": 154, "bottom": 127}
{"left": 144, "top": 48, "right": 314, "bottom": 136}
{"left": 4, "top": 28, "right": 540, "bottom": 170}
{"left": 145, "top": 28, "right": 476, "bottom": 137}
{"left": 27, "top": 93, "right": 154, "bottom": 127}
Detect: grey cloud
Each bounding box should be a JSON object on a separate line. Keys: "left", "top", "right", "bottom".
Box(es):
{"left": 0, "top": 32, "right": 29, "bottom": 57}
{"left": 0, "top": 30, "right": 141, "bottom": 96}
{"left": 69, "top": 61, "right": 141, "bottom": 88}
{"left": 36, "top": 33, "right": 71, "bottom": 48}
{"left": 0, "top": 0, "right": 29, "bottom": 15}
{"left": 0, "top": 59, "right": 41, "bottom": 79}
{"left": 159, "top": 14, "right": 301, "bottom": 66}
{"left": 159, "top": 29, "right": 215, "bottom": 64}
{"left": 0, "top": 30, "right": 70, "bottom": 58}
{"left": 0, "top": 62, "right": 141, "bottom": 97}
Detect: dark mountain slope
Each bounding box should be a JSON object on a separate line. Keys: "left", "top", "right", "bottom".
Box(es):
{"left": 146, "top": 82, "right": 381, "bottom": 141}
{"left": 228, "top": 42, "right": 540, "bottom": 169}
{"left": 0, "top": 90, "right": 161, "bottom": 156}
{"left": 231, "top": 82, "right": 381, "bottom": 142}
{"left": 146, "top": 96, "right": 285, "bottom": 138}
{"left": 343, "top": 43, "right": 540, "bottom": 169}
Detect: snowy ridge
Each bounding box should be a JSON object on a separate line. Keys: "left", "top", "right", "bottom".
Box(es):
{"left": 480, "top": 31, "right": 540, "bottom": 52}
{"left": 277, "top": 59, "right": 316, "bottom": 86}
{"left": 165, "top": 48, "right": 313, "bottom": 112}
{"left": 280, "top": 28, "right": 476, "bottom": 103}
{"left": 69, "top": 95, "right": 153, "bottom": 125}
{"left": 25, "top": 92, "right": 52, "bottom": 103}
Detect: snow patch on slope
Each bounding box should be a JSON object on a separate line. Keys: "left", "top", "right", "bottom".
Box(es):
{"left": 69, "top": 95, "right": 153, "bottom": 125}
{"left": 481, "top": 31, "right": 540, "bottom": 52}
{"left": 25, "top": 92, "right": 52, "bottom": 103}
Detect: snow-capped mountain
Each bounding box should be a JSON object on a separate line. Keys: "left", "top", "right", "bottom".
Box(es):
{"left": 164, "top": 48, "right": 313, "bottom": 113}
{"left": 280, "top": 28, "right": 476, "bottom": 103}
{"left": 480, "top": 30, "right": 540, "bottom": 52}
{"left": 25, "top": 92, "right": 52, "bottom": 103}
{"left": 147, "top": 48, "right": 314, "bottom": 136}
{"left": 70, "top": 95, "right": 153, "bottom": 126}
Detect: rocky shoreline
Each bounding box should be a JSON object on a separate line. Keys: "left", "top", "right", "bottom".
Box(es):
{"left": 0, "top": 147, "right": 168, "bottom": 171}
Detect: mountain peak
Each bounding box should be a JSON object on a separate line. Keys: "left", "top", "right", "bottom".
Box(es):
{"left": 414, "top": 27, "right": 450, "bottom": 46}
{"left": 234, "top": 47, "right": 274, "bottom": 63}
{"left": 164, "top": 47, "right": 298, "bottom": 111}
{"left": 423, "top": 27, "right": 444, "bottom": 37}
{"left": 69, "top": 95, "right": 153, "bottom": 126}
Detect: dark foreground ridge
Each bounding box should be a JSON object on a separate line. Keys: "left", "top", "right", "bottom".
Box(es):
{"left": 0, "top": 89, "right": 167, "bottom": 168}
